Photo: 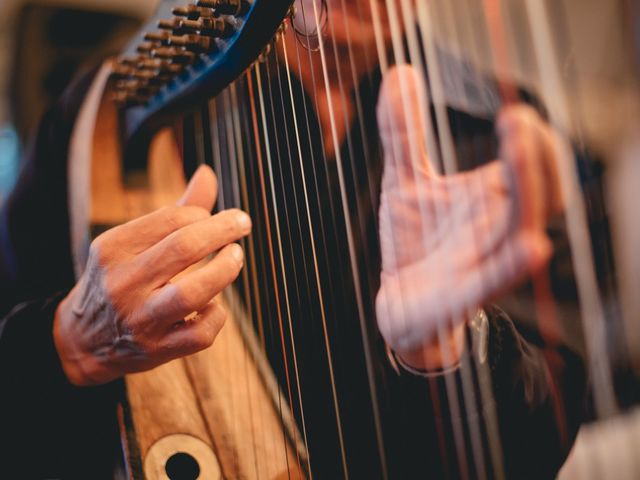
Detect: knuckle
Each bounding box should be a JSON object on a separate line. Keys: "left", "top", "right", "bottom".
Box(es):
{"left": 163, "top": 206, "right": 209, "bottom": 231}
{"left": 199, "top": 325, "right": 216, "bottom": 348}
{"left": 218, "top": 209, "right": 244, "bottom": 235}
{"left": 103, "top": 277, "right": 124, "bottom": 303}
{"left": 173, "top": 285, "right": 197, "bottom": 313}
{"left": 158, "top": 206, "right": 180, "bottom": 230}
{"left": 169, "top": 229, "right": 201, "bottom": 260}
{"left": 88, "top": 234, "right": 112, "bottom": 265}
{"left": 224, "top": 251, "right": 243, "bottom": 276}
{"left": 215, "top": 306, "right": 227, "bottom": 327}
{"left": 186, "top": 325, "right": 215, "bottom": 352}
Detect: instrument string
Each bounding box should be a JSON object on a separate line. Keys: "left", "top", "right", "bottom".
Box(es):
{"left": 333, "top": 0, "right": 381, "bottom": 236}
{"left": 279, "top": 27, "right": 357, "bottom": 479}
{"left": 261, "top": 57, "right": 310, "bottom": 476}
{"left": 273, "top": 37, "right": 333, "bottom": 478}
{"left": 448, "top": 1, "right": 517, "bottom": 476}
{"left": 193, "top": 108, "right": 206, "bottom": 167}
{"left": 422, "top": 1, "right": 540, "bottom": 476}
{"left": 483, "top": 0, "right": 575, "bottom": 451}
{"left": 290, "top": 8, "right": 385, "bottom": 474}
{"left": 292, "top": 1, "right": 355, "bottom": 339}
{"left": 414, "top": 1, "right": 494, "bottom": 476}
{"left": 366, "top": 1, "right": 455, "bottom": 476}
{"left": 301, "top": 1, "right": 431, "bottom": 474}
{"left": 230, "top": 78, "right": 268, "bottom": 348}
{"left": 208, "top": 97, "right": 243, "bottom": 473}
{"left": 289, "top": 4, "right": 362, "bottom": 476}
{"left": 223, "top": 83, "right": 263, "bottom": 475}
{"left": 237, "top": 73, "right": 289, "bottom": 476}
{"left": 247, "top": 67, "right": 296, "bottom": 476}
{"left": 523, "top": 0, "right": 618, "bottom": 418}
{"left": 291, "top": 1, "right": 354, "bottom": 392}
{"left": 443, "top": 0, "right": 532, "bottom": 475}
{"left": 308, "top": 0, "right": 389, "bottom": 476}
{"left": 373, "top": 0, "right": 476, "bottom": 476}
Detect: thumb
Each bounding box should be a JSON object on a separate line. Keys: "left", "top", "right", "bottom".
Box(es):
{"left": 377, "top": 64, "right": 435, "bottom": 183}
{"left": 177, "top": 164, "right": 218, "bottom": 211}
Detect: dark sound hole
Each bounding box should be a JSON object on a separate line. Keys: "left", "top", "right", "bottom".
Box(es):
{"left": 165, "top": 452, "right": 201, "bottom": 480}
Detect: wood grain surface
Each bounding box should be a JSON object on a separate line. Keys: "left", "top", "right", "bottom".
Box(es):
{"left": 90, "top": 91, "right": 305, "bottom": 479}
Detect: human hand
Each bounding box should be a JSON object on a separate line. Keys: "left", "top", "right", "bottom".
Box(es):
{"left": 54, "top": 165, "right": 252, "bottom": 386}
{"left": 375, "top": 65, "right": 563, "bottom": 369}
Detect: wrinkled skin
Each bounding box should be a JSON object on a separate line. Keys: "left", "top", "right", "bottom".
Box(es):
{"left": 375, "top": 66, "right": 563, "bottom": 368}
{"left": 54, "top": 166, "right": 252, "bottom": 385}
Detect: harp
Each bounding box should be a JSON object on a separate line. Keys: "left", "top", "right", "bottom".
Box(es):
{"left": 91, "top": 0, "right": 640, "bottom": 478}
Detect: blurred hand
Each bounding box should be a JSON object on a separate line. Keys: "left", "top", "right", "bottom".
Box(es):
{"left": 375, "top": 65, "right": 562, "bottom": 369}
{"left": 54, "top": 165, "right": 252, "bottom": 385}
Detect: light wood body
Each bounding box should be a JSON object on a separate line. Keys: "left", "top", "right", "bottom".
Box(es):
{"left": 90, "top": 94, "right": 304, "bottom": 480}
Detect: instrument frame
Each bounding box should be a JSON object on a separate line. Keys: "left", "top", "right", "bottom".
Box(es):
{"left": 118, "top": 0, "right": 294, "bottom": 175}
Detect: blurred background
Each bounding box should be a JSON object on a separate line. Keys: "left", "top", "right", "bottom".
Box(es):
{"left": 0, "top": 0, "right": 161, "bottom": 201}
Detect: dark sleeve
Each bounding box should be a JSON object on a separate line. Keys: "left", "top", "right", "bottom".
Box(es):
{"left": 487, "top": 305, "right": 586, "bottom": 479}
{"left": 383, "top": 306, "right": 586, "bottom": 480}
{"left": 0, "top": 64, "right": 100, "bottom": 317}
{"left": 0, "top": 293, "right": 124, "bottom": 479}
{"left": 0, "top": 64, "right": 124, "bottom": 478}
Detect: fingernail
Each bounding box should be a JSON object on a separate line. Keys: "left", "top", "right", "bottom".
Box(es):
{"left": 236, "top": 212, "right": 252, "bottom": 233}
{"left": 231, "top": 244, "right": 244, "bottom": 263}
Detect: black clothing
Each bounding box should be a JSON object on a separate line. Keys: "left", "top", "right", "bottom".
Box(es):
{"left": 0, "top": 60, "right": 585, "bottom": 479}
{"left": 217, "top": 61, "right": 587, "bottom": 479}
{"left": 0, "top": 65, "right": 124, "bottom": 479}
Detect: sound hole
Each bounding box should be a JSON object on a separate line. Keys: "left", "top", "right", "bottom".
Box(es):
{"left": 164, "top": 452, "right": 200, "bottom": 480}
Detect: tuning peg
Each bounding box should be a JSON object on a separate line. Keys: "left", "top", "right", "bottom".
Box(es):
{"left": 152, "top": 46, "right": 198, "bottom": 64}
{"left": 111, "top": 64, "right": 135, "bottom": 78}
{"left": 115, "top": 79, "right": 161, "bottom": 96}
{"left": 180, "top": 18, "right": 234, "bottom": 38}
{"left": 195, "top": 0, "right": 246, "bottom": 16}
{"left": 138, "top": 58, "right": 185, "bottom": 74}
{"left": 257, "top": 43, "right": 271, "bottom": 63}
{"left": 158, "top": 18, "right": 185, "bottom": 31}
{"left": 172, "top": 5, "right": 215, "bottom": 19}
{"left": 137, "top": 41, "right": 159, "bottom": 54}
{"left": 130, "top": 69, "right": 173, "bottom": 84}
{"left": 168, "top": 34, "right": 216, "bottom": 54}
{"left": 119, "top": 55, "right": 147, "bottom": 67}
{"left": 112, "top": 90, "right": 150, "bottom": 107}
{"left": 144, "top": 31, "right": 172, "bottom": 43}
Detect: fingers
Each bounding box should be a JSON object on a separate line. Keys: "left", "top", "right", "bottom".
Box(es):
{"left": 95, "top": 166, "right": 219, "bottom": 256}
{"left": 135, "top": 209, "right": 251, "bottom": 286}
{"left": 467, "top": 230, "right": 553, "bottom": 304}
{"left": 376, "top": 229, "right": 552, "bottom": 352}
{"left": 104, "top": 205, "right": 212, "bottom": 255}
{"left": 158, "top": 300, "right": 227, "bottom": 361}
{"left": 178, "top": 164, "right": 218, "bottom": 211}
{"left": 144, "top": 243, "right": 244, "bottom": 323}
{"left": 498, "top": 105, "right": 563, "bottom": 228}
{"left": 377, "top": 64, "right": 436, "bottom": 184}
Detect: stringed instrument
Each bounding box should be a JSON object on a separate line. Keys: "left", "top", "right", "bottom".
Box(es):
{"left": 86, "top": 0, "right": 640, "bottom": 478}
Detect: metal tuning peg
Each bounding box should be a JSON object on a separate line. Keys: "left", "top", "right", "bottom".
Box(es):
{"left": 180, "top": 18, "right": 234, "bottom": 38}
{"left": 116, "top": 79, "right": 160, "bottom": 97}
{"left": 158, "top": 18, "right": 186, "bottom": 32}
{"left": 112, "top": 90, "right": 150, "bottom": 107}
{"left": 119, "top": 55, "right": 146, "bottom": 67}
{"left": 168, "top": 34, "right": 216, "bottom": 54}
{"left": 111, "top": 64, "right": 135, "bottom": 79}
{"left": 144, "top": 31, "right": 172, "bottom": 44}
{"left": 137, "top": 41, "right": 159, "bottom": 54}
{"left": 195, "top": 0, "right": 246, "bottom": 16}
{"left": 131, "top": 69, "right": 172, "bottom": 84}
{"left": 152, "top": 46, "right": 198, "bottom": 64}
{"left": 172, "top": 5, "right": 215, "bottom": 19}
{"left": 138, "top": 58, "right": 185, "bottom": 74}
